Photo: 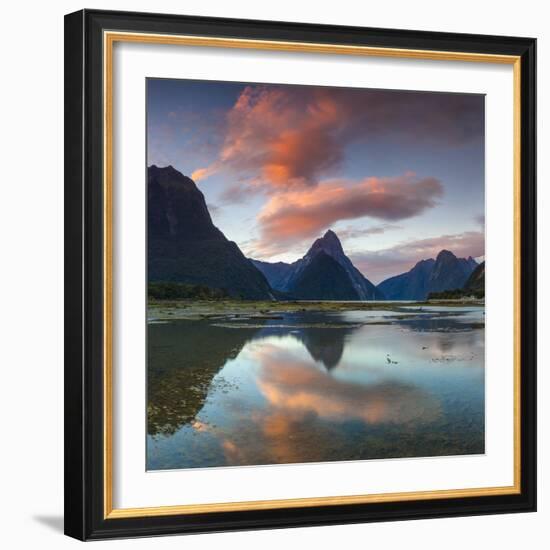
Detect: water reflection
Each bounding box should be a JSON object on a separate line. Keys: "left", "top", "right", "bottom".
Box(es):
{"left": 287, "top": 326, "right": 359, "bottom": 370}
{"left": 253, "top": 341, "right": 441, "bottom": 425}
{"left": 147, "top": 321, "right": 258, "bottom": 436}
{"left": 147, "top": 307, "right": 485, "bottom": 469}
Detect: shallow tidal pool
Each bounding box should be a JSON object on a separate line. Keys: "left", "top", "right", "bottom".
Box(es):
{"left": 147, "top": 306, "right": 485, "bottom": 470}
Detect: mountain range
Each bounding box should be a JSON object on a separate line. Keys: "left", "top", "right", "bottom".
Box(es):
{"left": 148, "top": 165, "right": 482, "bottom": 302}
{"left": 377, "top": 250, "right": 478, "bottom": 300}
{"left": 252, "top": 230, "right": 382, "bottom": 300}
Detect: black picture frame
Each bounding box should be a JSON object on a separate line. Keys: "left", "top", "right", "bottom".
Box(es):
{"left": 64, "top": 8, "right": 536, "bottom": 541}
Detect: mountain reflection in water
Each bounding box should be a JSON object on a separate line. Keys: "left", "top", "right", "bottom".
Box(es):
{"left": 147, "top": 307, "right": 485, "bottom": 470}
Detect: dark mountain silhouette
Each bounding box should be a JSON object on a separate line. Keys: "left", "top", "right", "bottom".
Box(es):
{"left": 290, "top": 251, "right": 360, "bottom": 300}
{"left": 377, "top": 259, "right": 436, "bottom": 301}
{"left": 466, "top": 256, "right": 479, "bottom": 271}
{"left": 464, "top": 261, "right": 485, "bottom": 291}
{"left": 429, "top": 250, "right": 477, "bottom": 293}
{"left": 147, "top": 166, "right": 478, "bottom": 303}
{"left": 296, "top": 326, "right": 358, "bottom": 369}
{"left": 250, "top": 313, "right": 362, "bottom": 370}
{"left": 249, "top": 260, "right": 294, "bottom": 291}
{"left": 148, "top": 165, "right": 273, "bottom": 299}
{"left": 377, "top": 250, "right": 477, "bottom": 300}
{"left": 252, "top": 230, "right": 382, "bottom": 300}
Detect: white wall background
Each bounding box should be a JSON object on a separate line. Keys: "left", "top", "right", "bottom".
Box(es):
{"left": 0, "top": 0, "right": 546, "bottom": 548}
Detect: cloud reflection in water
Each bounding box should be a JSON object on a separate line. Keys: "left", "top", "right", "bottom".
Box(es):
{"left": 147, "top": 310, "right": 485, "bottom": 469}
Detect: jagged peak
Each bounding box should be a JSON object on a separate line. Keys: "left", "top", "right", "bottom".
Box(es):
{"left": 149, "top": 163, "right": 176, "bottom": 172}
{"left": 409, "top": 258, "right": 436, "bottom": 272}
{"left": 323, "top": 229, "right": 340, "bottom": 241}
{"left": 148, "top": 165, "right": 200, "bottom": 194}
{"left": 435, "top": 250, "right": 478, "bottom": 267}
{"left": 308, "top": 229, "right": 344, "bottom": 256}
{"left": 148, "top": 164, "right": 188, "bottom": 178}
{"left": 436, "top": 249, "right": 456, "bottom": 260}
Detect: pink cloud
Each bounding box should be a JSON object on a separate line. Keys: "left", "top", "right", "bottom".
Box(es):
{"left": 250, "top": 173, "right": 443, "bottom": 256}
{"left": 198, "top": 86, "right": 346, "bottom": 189}
{"left": 191, "top": 165, "right": 218, "bottom": 182}
{"left": 186, "top": 85, "right": 483, "bottom": 261}
{"left": 253, "top": 346, "right": 442, "bottom": 426}
{"left": 192, "top": 85, "right": 483, "bottom": 192}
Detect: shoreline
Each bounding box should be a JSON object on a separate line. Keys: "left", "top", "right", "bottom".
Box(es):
{"left": 148, "top": 298, "right": 485, "bottom": 321}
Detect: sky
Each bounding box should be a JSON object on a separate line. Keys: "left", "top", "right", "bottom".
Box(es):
{"left": 147, "top": 78, "right": 485, "bottom": 284}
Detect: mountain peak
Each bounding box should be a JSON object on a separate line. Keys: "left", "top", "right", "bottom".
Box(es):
{"left": 323, "top": 229, "right": 339, "bottom": 241}
{"left": 409, "top": 258, "right": 436, "bottom": 277}
{"left": 378, "top": 250, "right": 479, "bottom": 300}
{"left": 436, "top": 249, "right": 457, "bottom": 261}
{"left": 148, "top": 164, "right": 198, "bottom": 189}
{"left": 308, "top": 229, "right": 344, "bottom": 258}
{"left": 147, "top": 166, "right": 273, "bottom": 299}
{"left": 253, "top": 228, "right": 382, "bottom": 300}
{"left": 149, "top": 164, "right": 176, "bottom": 174}
{"left": 147, "top": 164, "right": 220, "bottom": 240}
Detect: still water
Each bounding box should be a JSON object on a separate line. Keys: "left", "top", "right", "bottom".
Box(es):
{"left": 147, "top": 306, "right": 485, "bottom": 470}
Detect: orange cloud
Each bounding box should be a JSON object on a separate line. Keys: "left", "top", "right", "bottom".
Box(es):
{"left": 250, "top": 173, "right": 443, "bottom": 256}
{"left": 194, "top": 86, "right": 345, "bottom": 189}
{"left": 191, "top": 165, "right": 219, "bottom": 182}
{"left": 253, "top": 351, "right": 441, "bottom": 426}
{"left": 188, "top": 85, "right": 482, "bottom": 258}
{"left": 192, "top": 85, "right": 483, "bottom": 193}
{"left": 212, "top": 343, "right": 442, "bottom": 466}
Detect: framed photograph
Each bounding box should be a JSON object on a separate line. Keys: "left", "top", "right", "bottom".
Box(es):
{"left": 64, "top": 9, "right": 536, "bottom": 540}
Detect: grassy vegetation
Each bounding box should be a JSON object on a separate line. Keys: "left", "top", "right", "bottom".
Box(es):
{"left": 148, "top": 281, "right": 229, "bottom": 301}
{"left": 427, "top": 288, "right": 484, "bottom": 300}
